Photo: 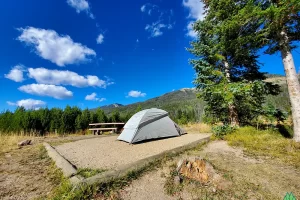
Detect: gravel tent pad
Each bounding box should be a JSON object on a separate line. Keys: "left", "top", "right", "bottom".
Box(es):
{"left": 55, "top": 134, "right": 210, "bottom": 170}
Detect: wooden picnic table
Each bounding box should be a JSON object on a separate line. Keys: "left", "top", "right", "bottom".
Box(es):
{"left": 88, "top": 122, "right": 125, "bottom": 135}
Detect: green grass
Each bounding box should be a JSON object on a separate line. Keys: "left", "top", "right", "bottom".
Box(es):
{"left": 225, "top": 126, "right": 300, "bottom": 168}
{"left": 76, "top": 168, "right": 107, "bottom": 178}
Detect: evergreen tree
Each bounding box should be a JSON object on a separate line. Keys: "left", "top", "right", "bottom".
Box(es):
{"left": 50, "top": 108, "right": 63, "bottom": 133}
{"left": 110, "top": 110, "right": 121, "bottom": 122}
{"left": 135, "top": 105, "right": 142, "bottom": 113}
{"left": 80, "top": 108, "right": 91, "bottom": 130}
{"left": 190, "top": 0, "right": 278, "bottom": 126}
{"left": 95, "top": 108, "right": 107, "bottom": 123}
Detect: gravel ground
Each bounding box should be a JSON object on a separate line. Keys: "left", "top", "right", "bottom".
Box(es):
{"left": 55, "top": 134, "right": 210, "bottom": 170}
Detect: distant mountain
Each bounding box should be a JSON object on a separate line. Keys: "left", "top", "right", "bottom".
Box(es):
{"left": 101, "top": 103, "right": 124, "bottom": 109}
{"left": 95, "top": 88, "right": 204, "bottom": 121}
{"left": 94, "top": 76, "right": 291, "bottom": 121}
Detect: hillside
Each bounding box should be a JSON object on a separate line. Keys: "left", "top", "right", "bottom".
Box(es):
{"left": 99, "top": 88, "right": 205, "bottom": 122}
{"left": 95, "top": 76, "right": 291, "bottom": 122}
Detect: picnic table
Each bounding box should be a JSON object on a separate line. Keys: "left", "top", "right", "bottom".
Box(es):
{"left": 88, "top": 122, "right": 125, "bottom": 135}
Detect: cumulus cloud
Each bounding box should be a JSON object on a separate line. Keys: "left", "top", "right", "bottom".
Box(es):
{"left": 17, "top": 27, "right": 96, "bottom": 66}
{"left": 7, "top": 99, "right": 46, "bottom": 110}
{"left": 67, "top": 0, "right": 94, "bottom": 18}
{"left": 5, "top": 65, "right": 25, "bottom": 82}
{"left": 19, "top": 84, "right": 73, "bottom": 99}
{"left": 85, "top": 92, "right": 106, "bottom": 102}
{"left": 142, "top": 4, "right": 174, "bottom": 38}
{"left": 183, "top": 0, "right": 205, "bottom": 20}
{"left": 96, "top": 34, "right": 104, "bottom": 44}
{"left": 127, "top": 90, "right": 146, "bottom": 98}
{"left": 28, "top": 67, "right": 111, "bottom": 88}
{"left": 182, "top": 0, "right": 205, "bottom": 38}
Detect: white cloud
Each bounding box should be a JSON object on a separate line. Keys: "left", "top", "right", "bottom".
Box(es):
{"left": 141, "top": 4, "right": 174, "bottom": 38}
{"left": 7, "top": 99, "right": 46, "bottom": 110}
{"left": 85, "top": 92, "right": 106, "bottom": 102}
{"left": 96, "top": 34, "right": 104, "bottom": 44}
{"left": 19, "top": 84, "right": 73, "bottom": 99}
{"left": 28, "top": 67, "right": 111, "bottom": 88}
{"left": 127, "top": 90, "right": 146, "bottom": 98}
{"left": 18, "top": 27, "right": 96, "bottom": 66}
{"left": 141, "top": 5, "right": 146, "bottom": 12}
{"left": 145, "top": 22, "right": 168, "bottom": 37}
{"left": 5, "top": 65, "right": 25, "bottom": 82}
{"left": 183, "top": 0, "right": 205, "bottom": 20}
{"left": 140, "top": 3, "right": 159, "bottom": 15}
{"left": 182, "top": 0, "right": 205, "bottom": 38}
{"left": 66, "top": 0, "right": 94, "bottom": 19}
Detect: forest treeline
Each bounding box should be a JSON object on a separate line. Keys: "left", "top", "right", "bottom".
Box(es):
{"left": 0, "top": 104, "right": 201, "bottom": 136}
{"left": 0, "top": 106, "right": 124, "bottom": 135}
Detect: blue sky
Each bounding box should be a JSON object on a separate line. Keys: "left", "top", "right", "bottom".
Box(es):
{"left": 0, "top": 0, "right": 299, "bottom": 111}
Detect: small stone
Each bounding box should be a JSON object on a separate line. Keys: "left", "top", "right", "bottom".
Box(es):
{"left": 212, "top": 188, "right": 216, "bottom": 193}
{"left": 174, "top": 176, "right": 181, "bottom": 185}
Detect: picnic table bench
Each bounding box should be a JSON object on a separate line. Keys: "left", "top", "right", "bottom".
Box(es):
{"left": 89, "top": 122, "right": 125, "bottom": 135}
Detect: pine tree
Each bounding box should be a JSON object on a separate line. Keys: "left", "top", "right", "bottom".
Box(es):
{"left": 95, "top": 108, "right": 107, "bottom": 123}
{"left": 190, "top": 0, "right": 278, "bottom": 126}
{"left": 50, "top": 108, "right": 63, "bottom": 133}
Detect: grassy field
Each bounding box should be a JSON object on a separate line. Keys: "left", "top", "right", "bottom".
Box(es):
{"left": 1, "top": 125, "right": 300, "bottom": 199}
{"left": 225, "top": 126, "right": 300, "bottom": 168}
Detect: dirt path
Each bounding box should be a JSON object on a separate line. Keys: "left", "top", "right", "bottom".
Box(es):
{"left": 0, "top": 134, "right": 114, "bottom": 200}
{"left": 119, "top": 141, "right": 300, "bottom": 200}
{"left": 0, "top": 145, "right": 58, "bottom": 200}
{"left": 119, "top": 168, "right": 175, "bottom": 200}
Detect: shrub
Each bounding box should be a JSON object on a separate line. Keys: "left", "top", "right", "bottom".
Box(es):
{"left": 212, "top": 125, "right": 236, "bottom": 139}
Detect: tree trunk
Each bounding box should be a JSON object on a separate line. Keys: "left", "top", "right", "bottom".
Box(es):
{"left": 279, "top": 30, "right": 300, "bottom": 142}
{"left": 224, "top": 61, "right": 240, "bottom": 126}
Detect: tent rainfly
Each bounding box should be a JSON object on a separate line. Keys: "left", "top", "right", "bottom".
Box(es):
{"left": 117, "top": 108, "right": 184, "bottom": 144}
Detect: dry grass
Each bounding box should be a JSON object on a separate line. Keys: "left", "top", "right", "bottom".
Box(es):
{"left": 0, "top": 135, "right": 32, "bottom": 155}
{"left": 225, "top": 126, "right": 300, "bottom": 168}
{"left": 183, "top": 123, "right": 212, "bottom": 134}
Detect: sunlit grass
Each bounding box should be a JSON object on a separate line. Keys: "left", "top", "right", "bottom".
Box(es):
{"left": 77, "top": 168, "right": 107, "bottom": 178}
{"left": 0, "top": 135, "right": 31, "bottom": 155}
{"left": 182, "top": 123, "right": 212, "bottom": 134}
{"left": 225, "top": 126, "right": 300, "bottom": 168}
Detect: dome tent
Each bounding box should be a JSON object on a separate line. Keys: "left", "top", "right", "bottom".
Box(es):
{"left": 117, "top": 108, "right": 184, "bottom": 144}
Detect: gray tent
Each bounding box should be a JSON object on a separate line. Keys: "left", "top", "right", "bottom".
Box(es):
{"left": 117, "top": 108, "right": 184, "bottom": 144}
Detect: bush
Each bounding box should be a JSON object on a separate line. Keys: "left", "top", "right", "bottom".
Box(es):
{"left": 212, "top": 125, "right": 236, "bottom": 139}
